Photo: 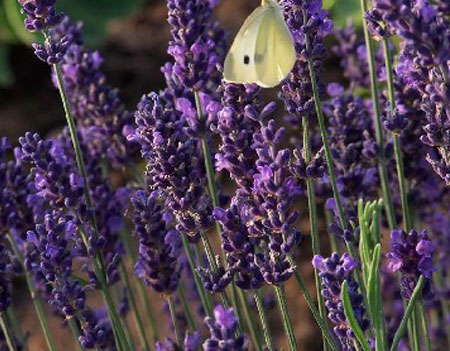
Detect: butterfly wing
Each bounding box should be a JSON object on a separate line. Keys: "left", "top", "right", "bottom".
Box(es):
{"left": 223, "top": 5, "right": 269, "bottom": 84}
{"left": 254, "top": 3, "right": 296, "bottom": 88}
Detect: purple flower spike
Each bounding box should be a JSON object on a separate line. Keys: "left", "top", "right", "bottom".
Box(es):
{"left": 313, "top": 253, "right": 370, "bottom": 350}
{"left": 132, "top": 190, "right": 181, "bottom": 294}
{"left": 18, "top": 0, "right": 64, "bottom": 32}
{"left": 166, "top": 0, "right": 225, "bottom": 92}
{"left": 203, "top": 305, "right": 249, "bottom": 351}
{"left": 387, "top": 229, "right": 435, "bottom": 299}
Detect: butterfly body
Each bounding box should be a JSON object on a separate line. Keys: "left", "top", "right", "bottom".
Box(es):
{"left": 223, "top": 0, "right": 296, "bottom": 88}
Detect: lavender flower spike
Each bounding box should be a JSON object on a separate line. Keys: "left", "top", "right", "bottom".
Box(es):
{"left": 132, "top": 190, "right": 181, "bottom": 294}
{"left": 203, "top": 305, "right": 249, "bottom": 351}
{"left": 387, "top": 229, "right": 434, "bottom": 300}
{"left": 313, "top": 253, "right": 370, "bottom": 351}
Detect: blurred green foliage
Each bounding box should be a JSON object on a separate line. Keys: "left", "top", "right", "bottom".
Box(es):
{"left": 324, "top": 0, "right": 363, "bottom": 28}
{"left": 0, "top": 0, "right": 362, "bottom": 88}
{"left": 0, "top": 0, "right": 146, "bottom": 87}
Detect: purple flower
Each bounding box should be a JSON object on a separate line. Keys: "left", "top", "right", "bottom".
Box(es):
{"left": 212, "top": 83, "right": 263, "bottom": 193}
{"left": 132, "top": 190, "right": 181, "bottom": 294}
{"left": 281, "top": 0, "right": 333, "bottom": 127}
{"left": 166, "top": 0, "right": 225, "bottom": 92}
{"left": 313, "top": 253, "right": 370, "bottom": 350}
{"left": 25, "top": 214, "right": 86, "bottom": 318}
{"left": 49, "top": 18, "right": 136, "bottom": 169}
{"left": 203, "top": 305, "right": 249, "bottom": 351}
{"left": 155, "top": 331, "right": 201, "bottom": 351}
{"left": 371, "top": 0, "right": 450, "bottom": 185}
{"left": 18, "top": 0, "right": 63, "bottom": 32}
{"left": 214, "top": 203, "right": 264, "bottom": 290}
{"left": 131, "top": 93, "right": 213, "bottom": 239}
{"left": 332, "top": 21, "right": 386, "bottom": 89}
{"left": 387, "top": 229, "right": 435, "bottom": 299}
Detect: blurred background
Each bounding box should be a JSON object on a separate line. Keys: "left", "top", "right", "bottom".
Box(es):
{"left": 0, "top": 0, "right": 361, "bottom": 141}
{"left": 0, "top": 0, "right": 364, "bottom": 349}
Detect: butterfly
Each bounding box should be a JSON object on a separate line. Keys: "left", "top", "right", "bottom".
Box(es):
{"left": 223, "top": 0, "right": 296, "bottom": 88}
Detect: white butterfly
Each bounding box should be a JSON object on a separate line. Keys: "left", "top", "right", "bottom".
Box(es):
{"left": 223, "top": 0, "right": 296, "bottom": 88}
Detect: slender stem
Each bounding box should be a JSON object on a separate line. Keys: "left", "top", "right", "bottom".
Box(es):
{"left": 434, "top": 270, "right": 450, "bottom": 346}
{"left": 119, "top": 230, "right": 159, "bottom": 342}
{"left": 7, "top": 234, "right": 56, "bottom": 351}
{"left": 231, "top": 284, "right": 245, "bottom": 335}
{"left": 302, "top": 115, "right": 329, "bottom": 351}
{"left": 167, "top": 295, "right": 182, "bottom": 346}
{"left": 181, "top": 235, "right": 213, "bottom": 318}
{"left": 68, "top": 318, "right": 83, "bottom": 351}
{"left": 237, "top": 290, "right": 263, "bottom": 351}
{"left": 290, "top": 264, "right": 339, "bottom": 351}
{"left": 0, "top": 313, "right": 17, "bottom": 351}
{"left": 411, "top": 307, "right": 421, "bottom": 351}
{"left": 137, "top": 281, "right": 159, "bottom": 341}
{"left": 417, "top": 301, "right": 431, "bottom": 351}
{"left": 119, "top": 263, "right": 151, "bottom": 351}
{"left": 273, "top": 285, "right": 298, "bottom": 351}
{"left": 6, "top": 308, "right": 27, "bottom": 351}
{"left": 52, "top": 61, "right": 129, "bottom": 350}
{"left": 178, "top": 282, "right": 197, "bottom": 331}
{"left": 113, "top": 286, "right": 135, "bottom": 351}
{"left": 325, "top": 209, "right": 339, "bottom": 253}
{"left": 193, "top": 91, "right": 246, "bottom": 331}
{"left": 302, "top": 15, "right": 346, "bottom": 230}
{"left": 382, "top": 38, "right": 412, "bottom": 231}
{"left": 390, "top": 276, "right": 424, "bottom": 351}
{"left": 359, "top": 0, "right": 396, "bottom": 230}
{"left": 254, "top": 290, "right": 275, "bottom": 351}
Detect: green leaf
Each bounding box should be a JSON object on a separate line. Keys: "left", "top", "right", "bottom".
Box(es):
{"left": 0, "top": 3, "right": 19, "bottom": 43}
{"left": 0, "top": 42, "right": 13, "bottom": 87}
{"left": 327, "top": 0, "right": 363, "bottom": 28}
{"left": 390, "top": 276, "right": 425, "bottom": 351}
{"left": 57, "top": 0, "right": 146, "bottom": 45}
{"left": 367, "top": 244, "right": 381, "bottom": 319}
{"left": 341, "top": 281, "right": 372, "bottom": 351}
{"left": 3, "top": 0, "right": 36, "bottom": 44}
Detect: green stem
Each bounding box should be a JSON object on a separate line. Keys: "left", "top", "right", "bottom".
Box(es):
{"left": 325, "top": 209, "right": 339, "bottom": 253}
{"left": 359, "top": 0, "right": 396, "bottom": 230}
{"left": 181, "top": 235, "right": 213, "bottom": 318}
{"left": 237, "top": 290, "right": 263, "bottom": 351}
{"left": 287, "top": 256, "right": 339, "bottom": 351}
{"left": 307, "top": 56, "right": 346, "bottom": 230}
{"left": 167, "top": 295, "right": 182, "bottom": 346}
{"left": 434, "top": 270, "right": 450, "bottom": 346}
{"left": 302, "top": 115, "right": 329, "bottom": 351}
{"left": 119, "top": 263, "right": 151, "bottom": 351}
{"left": 193, "top": 90, "right": 247, "bottom": 332}
{"left": 52, "top": 60, "right": 129, "bottom": 350}
{"left": 382, "top": 38, "right": 412, "bottom": 231}
{"left": 178, "top": 282, "right": 197, "bottom": 331}
{"left": 7, "top": 234, "right": 56, "bottom": 351}
{"left": 137, "top": 281, "right": 159, "bottom": 341}
{"left": 6, "top": 308, "right": 27, "bottom": 351}
{"left": 0, "top": 313, "right": 17, "bottom": 351}
{"left": 68, "top": 318, "right": 83, "bottom": 351}
{"left": 113, "top": 286, "right": 135, "bottom": 351}
{"left": 119, "top": 229, "right": 159, "bottom": 342}
{"left": 417, "top": 301, "right": 431, "bottom": 351}
{"left": 254, "top": 290, "right": 275, "bottom": 351}
{"left": 390, "top": 276, "right": 424, "bottom": 351}
{"left": 273, "top": 285, "right": 298, "bottom": 351}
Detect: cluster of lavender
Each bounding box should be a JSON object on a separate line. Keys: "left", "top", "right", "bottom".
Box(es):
{"left": 387, "top": 229, "right": 434, "bottom": 299}
{"left": 313, "top": 253, "right": 370, "bottom": 350}
{"left": 2, "top": 0, "right": 450, "bottom": 350}
{"left": 367, "top": 0, "right": 450, "bottom": 185}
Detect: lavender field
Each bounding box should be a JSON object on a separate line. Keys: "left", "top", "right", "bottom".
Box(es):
{"left": 0, "top": 0, "right": 449, "bottom": 350}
